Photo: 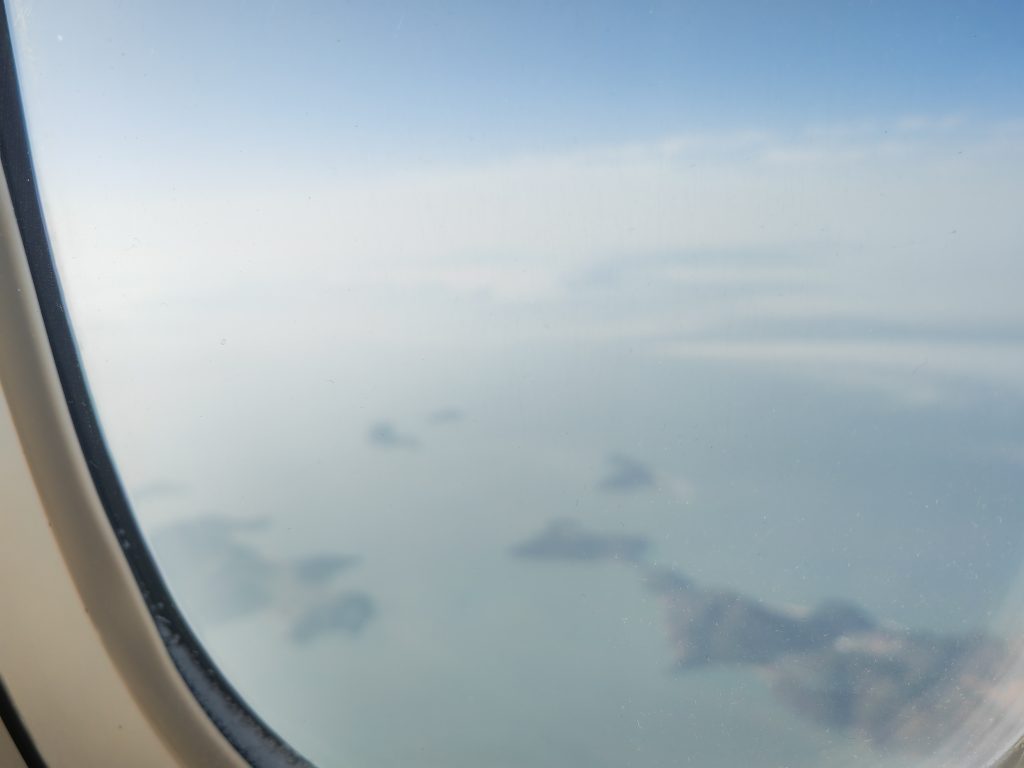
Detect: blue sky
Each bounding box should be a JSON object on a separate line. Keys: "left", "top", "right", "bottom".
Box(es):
{"left": 10, "top": 0, "right": 1024, "bottom": 172}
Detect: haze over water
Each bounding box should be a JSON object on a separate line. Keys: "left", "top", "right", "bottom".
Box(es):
{"left": 8, "top": 1, "right": 1024, "bottom": 765}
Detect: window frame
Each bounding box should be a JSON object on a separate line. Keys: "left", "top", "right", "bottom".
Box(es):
{"left": 0, "top": 4, "right": 311, "bottom": 766}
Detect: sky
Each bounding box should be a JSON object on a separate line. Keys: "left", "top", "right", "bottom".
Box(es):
{"left": 8, "top": 0, "right": 1024, "bottom": 176}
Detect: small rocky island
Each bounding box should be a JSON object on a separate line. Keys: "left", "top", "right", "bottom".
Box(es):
{"left": 513, "top": 520, "right": 1019, "bottom": 755}
{"left": 510, "top": 518, "right": 650, "bottom": 563}
{"left": 150, "top": 515, "right": 376, "bottom": 643}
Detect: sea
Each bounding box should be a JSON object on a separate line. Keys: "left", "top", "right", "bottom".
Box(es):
{"left": 114, "top": 324, "right": 1024, "bottom": 768}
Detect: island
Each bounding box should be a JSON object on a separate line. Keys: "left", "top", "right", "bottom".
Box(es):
{"left": 513, "top": 519, "right": 1019, "bottom": 755}
{"left": 510, "top": 518, "right": 650, "bottom": 563}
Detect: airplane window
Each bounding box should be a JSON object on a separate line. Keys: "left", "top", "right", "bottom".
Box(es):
{"left": 6, "top": 1, "right": 1024, "bottom": 765}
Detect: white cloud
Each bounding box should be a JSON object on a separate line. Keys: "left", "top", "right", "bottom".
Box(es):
{"left": 39, "top": 116, "right": 1024, "bottom": 400}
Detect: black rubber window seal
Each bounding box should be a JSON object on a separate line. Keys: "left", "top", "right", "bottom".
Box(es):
{"left": 0, "top": 6, "right": 314, "bottom": 767}
{"left": 0, "top": 678, "right": 47, "bottom": 768}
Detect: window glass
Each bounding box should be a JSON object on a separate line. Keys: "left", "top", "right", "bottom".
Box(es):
{"left": 8, "top": 1, "right": 1024, "bottom": 765}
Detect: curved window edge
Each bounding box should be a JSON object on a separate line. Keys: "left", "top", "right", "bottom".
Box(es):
{"left": 1000, "top": 741, "right": 1024, "bottom": 768}
{"left": 0, "top": 5, "right": 313, "bottom": 767}
{"left": 0, "top": 679, "right": 42, "bottom": 768}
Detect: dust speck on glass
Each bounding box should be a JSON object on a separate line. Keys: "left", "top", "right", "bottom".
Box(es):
{"left": 8, "top": 1, "right": 1024, "bottom": 765}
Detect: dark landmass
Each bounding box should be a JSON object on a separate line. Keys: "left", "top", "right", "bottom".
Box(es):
{"left": 367, "top": 420, "right": 419, "bottom": 449}
{"left": 515, "top": 519, "right": 1017, "bottom": 755}
{"left": 150, "top": 515, "right": 375, "bottom": 644}
{"left": 767, "top": 630, "right": 1007, "bottom": 752}
{"left": 598, "top": 454, "right": 656, "bottom": 493}
{"left": 150, "top": 516, "right": 276, "bottom": 622}
{"left": 645, "top": 565, "right": 876, "bottom": 667}
{"left": 290, "top": 592, "right": 376, "bottom": 643}
{"left": 511, "top": 519, "right": 650, "bottom": 563}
